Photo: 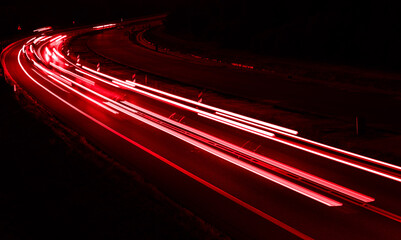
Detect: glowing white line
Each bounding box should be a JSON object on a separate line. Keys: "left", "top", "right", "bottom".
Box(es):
{"left": 31, "top": 68, "right": 69, "bottom": 93}
{"left": 50, "top": 35, "right": 66, "bottom": 43}
{"left": 265, "top": 135, "right": 401, "bottom": 183}
{"left": 33, "top": 36, "right": 44, "bottom": 44}
{"left": 53, "top": 48, "right": 65, "bottom": 59}
{"left": 51, "top": 63, "right": 95, "bottom": 86}
{"left": 75, "top": 68, "right": 120, "bottom": 88}
{"left": 33, "top": 26, "right": 52, "bottom": 32}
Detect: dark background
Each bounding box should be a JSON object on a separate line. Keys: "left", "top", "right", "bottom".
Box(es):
{"left": 164, "top": 0, "right": 401, "bottom": 71}
{"left": 0, "top": 0, "right": 174, "bottom": 40}
{"left": 2, "top": 0, "right": 400, "bottom": 70}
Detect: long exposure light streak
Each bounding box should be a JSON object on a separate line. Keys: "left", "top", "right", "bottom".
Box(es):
{"left": 4, "top": 16, "right": 401, "bottom": 238}
{"left": 16, "top": 45, "right": 311, "bottom": 237}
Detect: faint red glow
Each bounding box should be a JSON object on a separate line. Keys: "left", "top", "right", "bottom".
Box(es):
{"left": 50, "top": 35, "right": 66, "bottom": 43}
{"left": 76, "top": 68, "right": 120, "bottom": 88}
{"left": 93, "top": 23, "right": 117, "bottom": 30}
{"left": 231, "top": 62, "right": 254, "bottom": 69}
{"left": 33, "top": 26, "right": 52, "bottom": 33}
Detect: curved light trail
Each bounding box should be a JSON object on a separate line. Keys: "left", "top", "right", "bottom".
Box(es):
{"left": 2, "top": 15, "right": 401, "bottom": 239}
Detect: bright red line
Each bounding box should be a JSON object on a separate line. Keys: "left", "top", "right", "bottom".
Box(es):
{"left": 50, "top": 35, "right": 66, "bottom": 43}
{"left": 265, "top": 135, "right": 401, "bottom": 183}
{"left": 47, "top": 74, "right": 118, "bottom": 114}
{"left": 198, "top": 112, "right": 276, "bottom": 138}
{"left": 215, "top": 111, "right": 297, "bottom": 135}
{"left": 75, "top": 68, "right": 120, "bottom": 88}
{"left": 215, "top": 112, "right": 401, "bottom": 173}
{"left": 215, "top": 111, "right": 401, "bottom": 172}
{"left": 51, "top": 63, "right": 95, "bottom": 86}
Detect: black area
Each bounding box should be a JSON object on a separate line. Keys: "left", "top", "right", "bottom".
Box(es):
{"left": 0, "top": 0, "right": 174, "bottom": 41}
{"left": 3, "top": 0, "right": 400, "bottom": 71}
{"left": 165, "top": 0, "right": 401, "bottom": 71}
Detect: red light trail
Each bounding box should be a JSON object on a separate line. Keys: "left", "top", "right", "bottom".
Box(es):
{"left": 3, "top": 16, "right": 401, "bottom": 239}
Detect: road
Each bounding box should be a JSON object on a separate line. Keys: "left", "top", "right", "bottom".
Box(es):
{"left": 2, "top": 16, "right": 401, "bottom": 239}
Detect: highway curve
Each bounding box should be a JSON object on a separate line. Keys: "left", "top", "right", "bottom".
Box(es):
{"left": 2, "top": 15, "right": 401, "bottom": 239}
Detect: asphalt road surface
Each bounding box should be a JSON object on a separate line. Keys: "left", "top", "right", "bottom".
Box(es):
{"left": 2, "top": 16, "right": 401, "bottom": 239}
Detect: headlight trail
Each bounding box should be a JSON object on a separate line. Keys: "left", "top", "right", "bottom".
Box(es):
{"left": 6, "top": 19, "right": 401, "bottom": 238}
